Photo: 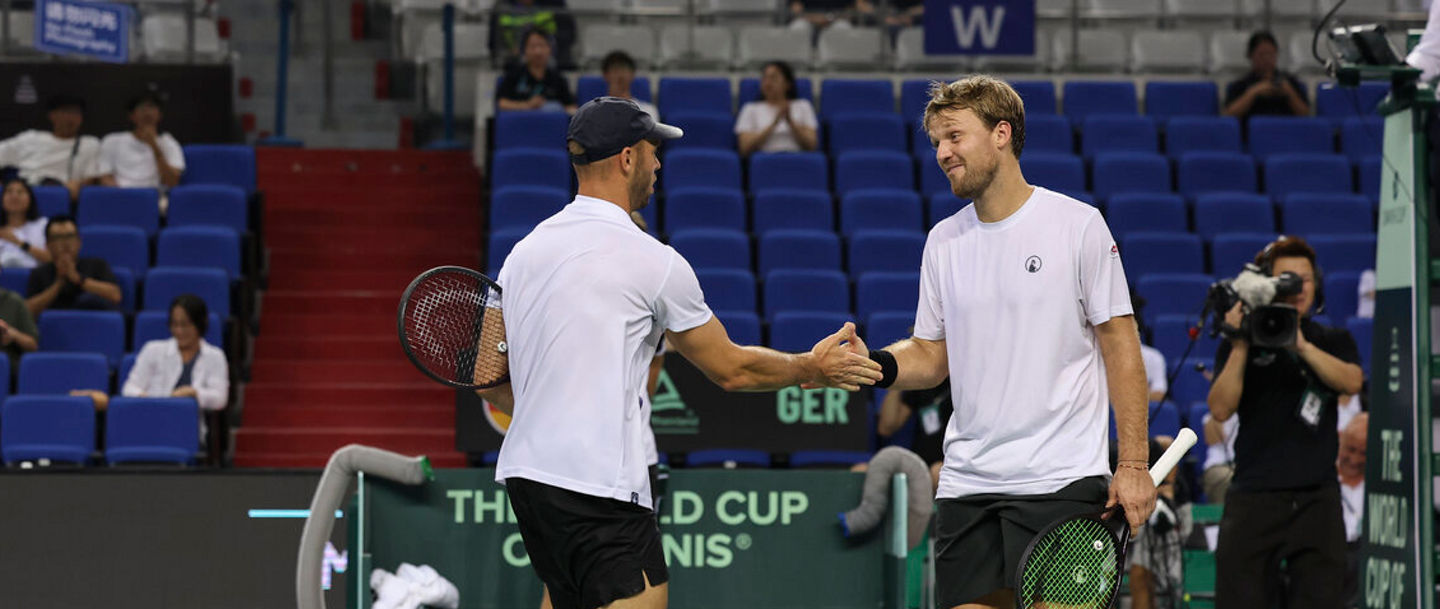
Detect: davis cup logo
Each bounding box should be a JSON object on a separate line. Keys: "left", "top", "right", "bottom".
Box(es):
{"left": 483, "top": 400, "right": 511, "bottom": 434}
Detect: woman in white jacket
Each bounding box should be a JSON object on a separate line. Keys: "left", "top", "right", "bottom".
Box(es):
{"left": 122, "top": 293, "right": 228, "bottom": 410}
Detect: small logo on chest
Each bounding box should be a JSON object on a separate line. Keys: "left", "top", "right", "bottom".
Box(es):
{"left": 1025, "top": 255, "right": 1042, "bottom": 273}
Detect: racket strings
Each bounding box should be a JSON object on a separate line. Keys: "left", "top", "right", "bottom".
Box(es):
{"left": 1019, "top": 518, "right": 1120, "bottom": 609}
{"left": 403, "top": 270, "right": 507, "bottom": 387}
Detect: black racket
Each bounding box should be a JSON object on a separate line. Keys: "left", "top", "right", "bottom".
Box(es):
{"left": 397, "top": 266, "right": 509, "bottom": 389}
{"left": 1014, "top": 428, "right": 1198, "bottom": 609}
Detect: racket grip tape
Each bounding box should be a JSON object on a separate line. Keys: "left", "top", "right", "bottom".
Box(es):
{"left": 1148, "top": 428, "right": 1197, "bottom": 486}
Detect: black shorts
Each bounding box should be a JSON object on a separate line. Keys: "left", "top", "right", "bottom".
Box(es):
{"left": 505, "top": 477, "right": 669, "bottom": 609}
{"left": 934, "top": 476, "right": 1109, "bottom": 607}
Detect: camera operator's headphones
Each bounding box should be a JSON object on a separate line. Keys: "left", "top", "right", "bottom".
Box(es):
{"left": 1254, "top": 235, "right": 1326, "bottom": 316}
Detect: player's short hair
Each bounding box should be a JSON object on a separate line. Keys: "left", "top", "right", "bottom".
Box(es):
{"left": 922, "top": 75, "right": 1026, "bottom": 158}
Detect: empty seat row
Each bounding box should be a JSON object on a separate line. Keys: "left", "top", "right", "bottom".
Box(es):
{"left": 2, "top": 394, "right": 200, "bottom": 465}
{"left": 1023, "top": 151, "right": 1375, "bottom": 200}
{"left": 1122, "top": 231, "right": 1376, "bottom": 278}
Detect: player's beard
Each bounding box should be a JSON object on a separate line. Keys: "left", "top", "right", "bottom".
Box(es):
{"left": 629, "top": 164, "right": 654, "bottom": 211}
{"left": 949, "top": 152, "right": 998, "bottom": 200}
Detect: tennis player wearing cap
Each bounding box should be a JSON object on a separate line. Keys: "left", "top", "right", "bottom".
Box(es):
{"left": 850, "top": 76, "right": 1157, "bottom": 609}
{"left": 480, "top": 97, "right": 881, "bottom": 609}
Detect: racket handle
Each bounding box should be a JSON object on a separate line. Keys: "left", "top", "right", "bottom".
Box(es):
{"left": 1148, "top": 427, "right": 1198, "bottom": 487}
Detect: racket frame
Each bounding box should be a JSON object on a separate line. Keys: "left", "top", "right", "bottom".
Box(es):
{"left": 396, "top": 265, "right": 510, "bottom": 390}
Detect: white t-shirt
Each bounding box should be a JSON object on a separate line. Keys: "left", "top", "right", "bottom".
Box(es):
{"left": 915, "top": 187, "right": 1133, "bottom": 498}
{"left": 0, "top": 130, "right": 101, "bottom": 184}
{"left": 495, "top": 196, "right": 712, "bottom": 508}
{"left": 1341, "top": 480, "right": 1364, "bottom": 542}
{"left": 0, "top": 218, "right": 47, "bottom": 268}
{"left": 97, "top": 131, "right": 186, "bottom": 188}
{"left": 734, "top": 100, "right": 819, "bottom": 153}
{"left": 1201, "top": 412, "right": 1239, "bottom": 471}
{"left": 1140, "top": 344, "right": 1167, "bottom": 398}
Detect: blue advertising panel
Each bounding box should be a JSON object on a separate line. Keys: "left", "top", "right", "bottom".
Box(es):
{"left": 923, "top": 0, "right": 1035, "bottom": 55}
{"left": 35, "top": 0, "right": 133, "bottom": 63}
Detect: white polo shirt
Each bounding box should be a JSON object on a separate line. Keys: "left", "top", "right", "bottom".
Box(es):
{"left": 495, "top": 195, "right": 712, "bottom": 508}
{"left": 915, "top": 187, "right": 1133, "bottom": 498}
{"left": 97, "top": 131, "right": 185, "bottom": 188}
{"left": 0, "top": 130, "right": 102, "bottom": 184}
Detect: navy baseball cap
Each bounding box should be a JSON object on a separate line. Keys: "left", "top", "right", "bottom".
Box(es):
{"left": 567, "top": 97, "right": 683, "bottom": 164}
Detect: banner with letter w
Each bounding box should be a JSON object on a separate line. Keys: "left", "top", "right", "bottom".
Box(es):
{"left": 922, "top": 0, "right": 1035, "bottom": 55}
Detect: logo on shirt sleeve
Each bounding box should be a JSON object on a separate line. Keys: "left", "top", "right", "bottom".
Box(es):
{"left": 1110, "top": 244, "right": 1119, "bottom": 258}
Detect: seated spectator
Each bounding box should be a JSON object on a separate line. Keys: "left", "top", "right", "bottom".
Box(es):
{"left": 0, "top": 94, "right": 102, "bottom": 199}
{"left": 97, "top": 92, "right": 185, "bottom": 190}
{"left": 1223, "top": 31, "right": 1310, "bottom": 121}
{"left": 602, "top": 51, "right": 658, "bottom": 120}
{"left": 25, "top": 215, "right": 121, "bottom": 315}
{"left": 1201, "top": 411, "right": 1238, "bottom": 503}
{"left": 0, "top": 266, "right": 38, "bottom": 368}
{"left": 496, "top": 28, "right": 577, "bottom": 113}
{"left": 735, "top": 61, "right": 818, "bottom": 156}
{"left": 1339, "top": 412, "right": 1368, "bottom": 609}
{"left": 874, "top": 0, "right": 923, "bottom": 27}
{"left": 75, "top": 294, "right": 229, "bottom": 413}
{"left": 789, "top": 0, "right": 866, "bottom": 32}
{"left": 0, "top": 179, "right": 51, "bottom": 268}
{"left": 491, "top": 0, "right": 575, "bottom": 69}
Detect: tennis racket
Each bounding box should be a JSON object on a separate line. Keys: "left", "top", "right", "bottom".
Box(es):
{"left": 1014, "top": 427, "right": 1198, "bottom": 609}
{"left": 397, "top": 266, "right": 509, "bottom": 390}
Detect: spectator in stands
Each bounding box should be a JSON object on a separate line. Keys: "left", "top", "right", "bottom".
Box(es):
{"left": 496, "top": 28, "right": 577, "bottom": 113}
{"left": 1208, "top": 236, "right": 1362, "bottom": 608}
{"left": 873, "top": 0, "right": 924, "bottom": 27}
{"left": 789, "top": 0, "right": 867, "bottom": 33}
{"left": 735, "top": 61, "right": 818, "bottom": 156}
{"left": 1223, "top": 31, "right": 1311, "bottom": 121}
{"left": 97, "top": 92, "right": 186, "bottom": 190}
{"left": 122, "top": 293, "right": 229, "bottom": 410}
{"left": 1201, "top": 411, "right": 1237, "bottom": 503}
{"left": 25, "top": 215, "right": 122, "bottom": 315}
{"left": 1338, "top": 412, "right": 1367, "bottom": 609}
{"left": 0, "top": 179, "right": 51, "bottom": 269}
{"left": 0, "top": 94, "right": 102, "bottom": 200}
{"left": 0, "top": 265, "right": 38, "bottom": 368}
{"left": 876, "top": 378, "right": 949, "bottom": 492}
{"left": 491, "top": 0, "right": 575, "bottom": 69}
{"left": 602, "top": 51, "right": 658, "bottom": 120}
{"left": 1127, "top": 437, "right": 1193, "bottom": 609}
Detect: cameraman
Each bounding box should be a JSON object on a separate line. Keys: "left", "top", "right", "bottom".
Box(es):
{"left": 1208, "top": 236, "right": 1364, "bottom": 609}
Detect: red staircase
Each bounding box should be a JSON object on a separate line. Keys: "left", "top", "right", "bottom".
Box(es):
{"left": 233, "top": 149, "right": 482, "bottom": 468}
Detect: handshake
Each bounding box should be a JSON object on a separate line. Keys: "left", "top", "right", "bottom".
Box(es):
{"left": 805, "top": 322, "right": 886, "bottom": 392}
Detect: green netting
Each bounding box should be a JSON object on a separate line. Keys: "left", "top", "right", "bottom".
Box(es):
{"left": 1017, "top": 517, "right": 1121, "bottom": 609}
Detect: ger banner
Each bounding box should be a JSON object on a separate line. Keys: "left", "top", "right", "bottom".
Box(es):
{"left": 352, "top": 469, "right": 887, "bottom": 609}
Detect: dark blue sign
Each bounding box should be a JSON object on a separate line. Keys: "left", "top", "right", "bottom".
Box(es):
{"left": 35, "top": 0, "right": 133, "bottom": 63}
{"left": 923, "top": 0, "right": 1035, "bottom": 55}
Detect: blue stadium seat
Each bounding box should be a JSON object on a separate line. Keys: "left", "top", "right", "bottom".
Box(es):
{"left": 1169, "top": 357, "right": 1214, "bottom": 405}
{"left": 1356, "top": 156, "right": 1381, "bottom": 199}
{"left": 1136, "top": 274, "right": 1213, "bottom": 325}
{"left": 576, "top": 75, "right": 652, "bottom": 105}
{"left": 112, "top": 267, "right": 136, "bottom": 314}
{"left": 1093, "top": 153, "right": 1171, "bottom": 200}
{"left": 1153, "top": 314, "right": 1220, "bottom": 369}
{"left": 1062, "top": 81, "right": 1139, "bottom": 124}
{"left": 133, "top": 309, "right": 223, "bottom": 351}
{"left": 78, "top": 187, "right": 160, "bottom": 237}
{"left": 79, "top": 225, "right": 149, "bottom": 277}
{"left": 849, "top": 230, "right": 925, "bottom": 278}
{"left": 819, "top": 79, "right": 895, "bottom": 121}
{"left": 1020, "top": 153, "right": 1086, "bottom": 195}
{"left": 715, "top": 310, "right": 761, "bottom": 345}
{"left": 758, "top": 230, "right": 842, "bottom": 275}
{"left": 669, "top": 229, "right": 750, "bottom": 272}
{"left": 1, "top": 395, "right": 94, "bottom": 464}
{"left": 1122, "top": 232, "right": 1204, "bottom": 277}
{"left": 33, "top": 185, "right": 70, "bottom": 218}
{"left": 1011, "top": 80, "right": 1058, "bottom": 115}
{"left": 156, "top": 226, "right": 242, "bottom": 279}
{"left": 1081, "top": 115, "right": 1158, "bottom": 157}
{"left": 1165, "top": 117, "right": 1242, "bottom": 158}
{"left": 1308, "top": 234, "right": 1377, "bottom": 274}
{"left": 1151, "top": 401, "right": 1182, "bottom": 439}
{"left": 1210, "top": 233, "right": 1275, "bottom": 275}
{"left": 1323, "top": 271, "right": 1362, "bottom": 322}
{"left": 1026, "top": 114, "right": 1075, "bottom": 154}
{"left": 917, "top": 157, "right": 948, "bottom": 195}
{"left": 168, "top": 185, "right": 248, "bottom": 235}
{"left": 834, "top": 151, "right": 913, "bottom": 194}
{"left": 687, "top": 448, "right": 770, "bottom": 468}
{"left": 494, "top": 112, "right": 570, "bottom": 150}
{"left": 749, "top": 153, "right": 828, "bottom": 193}
{"left": 790, "top": 450, "right": 874, "bottom": 467}
{"left": 658, "top": 77, "right": 732, "bottom": 118}
{"left": 856, "top": 272, "right": 920, "bottom": 321}
{"left": 665, "top": 113, "right": 735, "bottom": 151}
{"left": 491, "top": 149, "right": 570, "bottom": 192}
{"left": 696, "top": 269, "right": 756, "bottom": 312}
{"left": 1186, "top": 401, "right": 1211, "bottom": 432}
{"left": 928, "top": 192, "right": 968, "bottom": 226}
{"left": 1247, "top": 117, "right": 1336, "bottom": 159}
{"left": 1264, "top": 154, "right": 1352, "bottom": 197}
{"left": 1347, "top": 316, "right": 1373, "bottom": 374}
{"left": 763, "top": 269, "right": 849, "bottom": 320}
{"left": 663, "top": 148, "right": 742, "bottom": 191}
{"left": 753, "top": 189, "right": 833, "bottom": 233}
{"left": 18, "top": 352, "right": 108, "bottom": 395}
{"left": 1176, "top": 152, "right": 1257, "bottom": 197}
{"left": 0, "top": 267, "right": 28, "bottom": 295}
{"left": 105, "top": 397, "right": 200, "bottom": 465}
{"left": 866, "top": 311, "right": 914, "bottom": 348}
{"left": 1281, "top": 193, "right": 1372, "bottom": 236}
{"left": 1104, "top": 193, "right": 1187, "bottom": 243}
{"left": 143, "top": 267, "right": 231, "bottom": 317}
{"left": 840, "top": 189, "right": 923, "bottom": 237}
{"left": 1340, "top": 117, "right": 1383, "bottom": 161}
{"left": 1145, "top": 81, "right": 1219, "bottom": 118}
{"left": 769, "top": 311, "right": 854, "bottom": 352}
{"left": 664, "top": 187, "right": 746, "bottom": 234}
{"left": 900, "top": 79, "right": 932, "bottom": 122}
{"left": 38, "top": 310, "right": 125, "bottom": 365}
{"left": 180, "top": 145, "right": 256, "bottom": 195}
{"left": 829, "top": 114, "right": 907, "bottom": 154}
{"left": 487, "top": 227, "right": 529, "bottom": 275}
{"left": 1070, "top": 193, "right": 1097, "bottom": 206}
{"left": 739, "top": 77, "right": 814, "bottom": 105}
{"left": 490, "top": 186, "right": 569, "bottom": 232}
{"left": 1315, "top": 82, "right": 1388, "bottom": 124}
{"left": 1192, "top": 193, "right": 1275, "bottom": 240}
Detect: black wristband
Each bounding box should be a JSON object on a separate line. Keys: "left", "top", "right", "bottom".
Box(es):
{"left": 868, "top": 349, "right": 898, "bottom": 389}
